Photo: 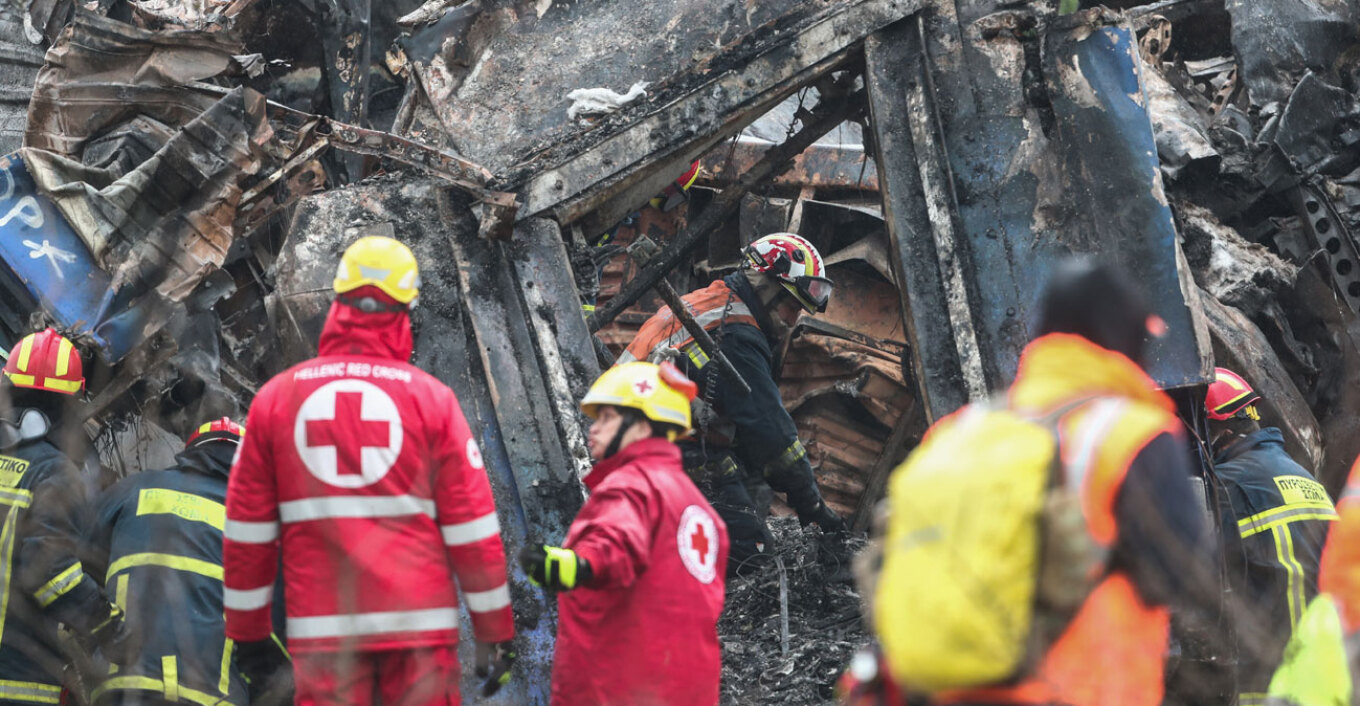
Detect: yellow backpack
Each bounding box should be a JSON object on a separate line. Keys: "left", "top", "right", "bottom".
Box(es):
{"left": 873, "top": 400, "right": 1104, "bottom": 693}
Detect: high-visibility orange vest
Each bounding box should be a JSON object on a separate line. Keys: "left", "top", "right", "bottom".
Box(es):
{"left": 1320, "top": 457, "right": 1360, "bottom": 631}
{"left": 617, "top": 280, "right": 758, "bottom": 365}
{"left": 943, "top": 334, "right": 1186, "bottom": 706}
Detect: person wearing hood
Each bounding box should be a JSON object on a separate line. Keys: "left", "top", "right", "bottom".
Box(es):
{"left": 1204, "top": 368, "right": 1336, "bottom": 706}
{"left": 84, "top": 418, "right": 290, "bottom": 706}
{"left": 521, "top": 361, "right": 728, "bottom": 706}
{"left": 222, "top": 236, "right": 516, "bottom": 705}
{"left": 616, "top": 232, "right": 842, "bottom": 575}
{"left": 0, "top": 328, "right": 133, "bottom": 704}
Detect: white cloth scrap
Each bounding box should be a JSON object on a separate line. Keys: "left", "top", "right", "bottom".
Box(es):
{"left": 566, "top": 81, "right": 650, "bottom": 121}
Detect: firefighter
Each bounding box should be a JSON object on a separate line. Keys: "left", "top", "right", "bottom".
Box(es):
{"left": 84, "top": 417, "right": 291, "bottom": 706}
{"left": 1205, "top": 368, "right": 1337, "bottom": 706}
{"left": 617, "top": 232, "right": 842, "bottom": 574}
{"left": 0, "top": 328, "right": 133, "bottom": 703}
{"left": 520, "top": 361, "right": 728, "bottom": 706}
{"left": 1251, "top": 455, "right": 1360, "bottom": 706}
{"left": 845, "top": 259, "right": 1218, "bottom": 706}
{"left": 222, "top": 236, "right": 516, "bottom": 705}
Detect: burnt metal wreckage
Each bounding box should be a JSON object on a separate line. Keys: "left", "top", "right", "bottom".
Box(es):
{"left": 0, "top": 0, "right": 1359, "bottom": 702}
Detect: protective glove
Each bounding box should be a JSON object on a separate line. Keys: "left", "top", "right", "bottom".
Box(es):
{"left": 800, "top": 501, "right": 847, "bottom": 535}
{"left": 86, "top": 604, "right": 138, "bottom": 667}
{"left": 474, "top": 640, "right": 517, "bottom": 697}
{"left": 519, "top": 544, "right": 593, "bottom": 591}
{"left": 238, "top": 636, "right": 292, "bottom": 701}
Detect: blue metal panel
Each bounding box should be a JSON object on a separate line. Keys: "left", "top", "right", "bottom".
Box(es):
{"left": 0, "top": 152, "right": 155, "bottom": 361}
{"left": 943, "top": 22, "right": 1207, "bottom": 391}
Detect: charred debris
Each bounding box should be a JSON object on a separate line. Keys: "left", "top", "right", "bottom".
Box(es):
{"left": 0, "top": 0, "right": 1358, "bottom": 702}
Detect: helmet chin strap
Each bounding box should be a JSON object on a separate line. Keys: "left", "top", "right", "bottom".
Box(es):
{"left": 603, "top": 408, "right": 643, "bottom": 460}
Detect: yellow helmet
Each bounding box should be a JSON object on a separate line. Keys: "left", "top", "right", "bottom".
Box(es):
{"left": 333, "top": 236, "right": 421, "bottom": 304}
{"left": 581, "top": 361, "right": 698, "bottom": 436}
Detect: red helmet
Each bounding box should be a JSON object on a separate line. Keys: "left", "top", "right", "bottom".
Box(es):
{"left": 186, "top": 417, "right": 245, "bottom": 449}
{"left": 1206, "top": 367, "right": 1262, "bottom": 421}
{"left": 743, "top": 232, "right": 834, "bottom": 313}
{"left": 2, "top": 328, "right": 84, "bottom": 396}
{"left": 649, "top": 160, "right": 701, "bottom": 212}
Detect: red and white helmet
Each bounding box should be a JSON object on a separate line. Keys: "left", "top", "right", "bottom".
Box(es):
{"left": 186, "top": 417, "right": 245, "bottom": 449}
{"left": 743, "top": 233, "right": 833, "bottom": 313}
{"left": 1206, "top": 367, "right": 1262, "bottom": 421}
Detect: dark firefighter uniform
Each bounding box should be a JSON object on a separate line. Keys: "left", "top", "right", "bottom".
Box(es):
{"left": 83, "top": 424, "right": 252, "bottom": 706}
{"left": 618, "top": 271, "right": 835, "bottom": 571}
{"left": 1213, "top": 427, "right": 1336, "bottom": 706}
{"left": 0, "top": 418, "right": 122, "bottom": 704}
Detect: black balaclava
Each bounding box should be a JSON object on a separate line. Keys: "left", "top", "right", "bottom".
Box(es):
{"left": 1034, "top": 257, "right": 1154, "bottom": 365}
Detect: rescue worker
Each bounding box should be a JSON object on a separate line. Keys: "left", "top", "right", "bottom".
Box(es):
{"left": 0, "top": 328, "right": 133, "bottom": 703}
{"left": 222, "top": 236, "right": 516, "bottom": 705}
{"left": 846, "top": 259, "right": 1217, "bottom": 706}
{"left": 84, "top": 417, "right": 291, "bottom": 706}
{"left": 617, "top": 232, "right": 842, "bottom": 574}
{"left": 1204, "top": 368, "right": 1337, "bottom": 706}
{"left": 520, "top": 361, "right": 728, "bottom": 706}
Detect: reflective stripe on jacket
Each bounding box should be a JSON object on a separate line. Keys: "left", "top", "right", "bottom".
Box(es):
{"left": 943, "top": 333, "right": 1200, "bottom": 706}
{"left": 223, "top": 300, "right": 514, "bottom": 654}
{"left": 85, "top": 442, "right": 248, "bottom": 705}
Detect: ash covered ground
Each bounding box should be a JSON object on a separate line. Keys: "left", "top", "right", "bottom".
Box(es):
{"left": 719, "top": 517, "right": 869, "bottom": 705}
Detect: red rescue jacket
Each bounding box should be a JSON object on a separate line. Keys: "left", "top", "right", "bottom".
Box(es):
{"left": 223, "top": 296, "right": 514, "bottom": 653}
{"left": 552, "top": 438, "right": 728, "bottom": 706}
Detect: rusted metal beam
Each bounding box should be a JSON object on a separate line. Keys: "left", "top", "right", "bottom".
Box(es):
{"left": 587, "top": 87, "right": 866, "bottom": 334}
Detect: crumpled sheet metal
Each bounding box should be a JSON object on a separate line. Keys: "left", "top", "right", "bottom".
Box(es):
{"left": 128, "top": 0, "right": 260, "bottom": 30}
{"left": 1273, "top": 72, "right": 1357, "bottom": 175}
{"left": 1224, "top": 0, "right": 1357, "bottom": 106}
{"left": 1142, "top": 61, "right": 1219, "bottom": 180}
{"left": 0, "top": 151, "right": 163, "bottom": 362}
{"left": 0, "top": 19, "right": 44, "bottom": 155}
{"left": 22, "top": 13, "right": 272, "bottom": 302}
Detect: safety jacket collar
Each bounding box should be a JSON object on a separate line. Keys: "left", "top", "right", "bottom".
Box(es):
{"left": 1008, "top": 333, "right": 1175, "bottom": 415}
{"left": 585, "top": 437, "right": 681, "bottom": 492}
{"left": 1213, "top": 426, "right": 1285, "bottom": 465}
{"left": 174, "top": 440, "right": 237, "bottom": 481}
{"left": 725, "top": 272, "right": 781, "bottom": 349}
{"left": 316, "top": 297, "right": 414, "bottom": 361}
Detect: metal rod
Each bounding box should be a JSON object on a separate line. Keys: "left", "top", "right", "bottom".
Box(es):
{"left": 776, "top": 556, "right": 791, "bottom": 656}
{"left": 586, "top": 85, "right": 866, "bottom": 333}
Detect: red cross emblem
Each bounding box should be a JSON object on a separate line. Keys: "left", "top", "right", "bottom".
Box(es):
{"left": 690, "top": 523, "right": 710, "bottom": 558}
{"left": 294, "top": 379, "right": 403, "bottom": 488}
{"left": 633, "top": 378, "right": 654, "bottom": 395}
{"left": 306, "top": 391, "right": 389, "bottom": 477}
{"left": 676, "top": 504, "right": 719, "bottom": 584}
